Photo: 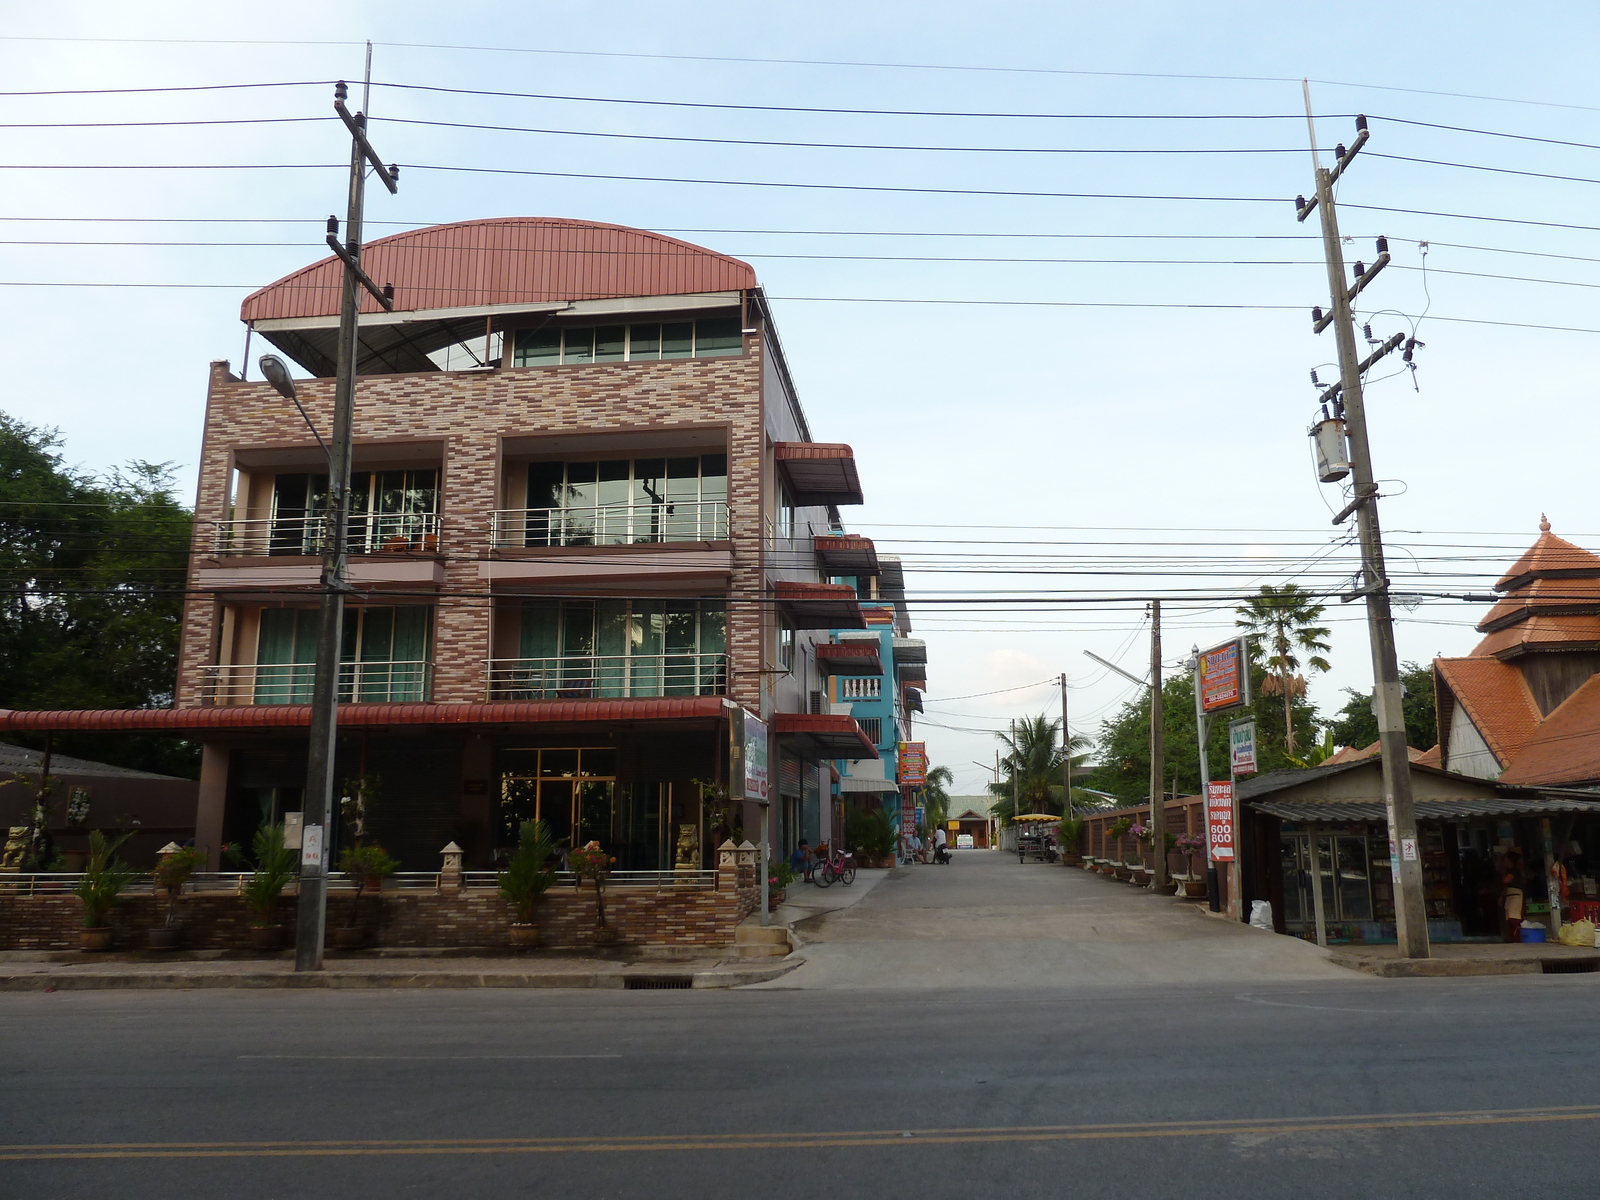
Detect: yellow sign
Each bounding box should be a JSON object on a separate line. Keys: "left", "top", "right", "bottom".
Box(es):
{"left": 948, "top": 820, "right": 960, "bottom": 830}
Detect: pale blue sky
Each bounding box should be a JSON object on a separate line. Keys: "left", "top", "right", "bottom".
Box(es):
{"left": 3, "top": 1, "right": 1596, "bottom": 790}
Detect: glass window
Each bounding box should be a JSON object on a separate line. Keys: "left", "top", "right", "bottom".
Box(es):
{"left": 563, "top": 328, "right": 594, "bottom": 364}
{"left": 779, "top": 621, "right": 795, "bottom": 672}
{"left": 541, "top": 749, "right": 579, "bottom": 778}
{"left": 513, "top": 326, "right": 560, "bottom": 367}
{"left": 661, "top": 322, "right": 693, "bottom": 360}
{"left": 581, "top": 748, "right": 617, "bottom": 778}
{"left": 629, "top": 324, "right": 661, "bottom": 360}
{"left": 695, "top": 317, "right": 743, "bottom": 357}
{"left": 594, "top": 325, "right": 626, "bottom": 363}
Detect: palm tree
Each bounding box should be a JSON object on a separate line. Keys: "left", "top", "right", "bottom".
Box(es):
{"left": 988, "top": 715, "right": 1091, "bottom": 823}
{"left": 920, "top": 765, "right": 953, "bottom": 831}
{"left": 1235, "top": 583, "right": 1332, "bottom": 755}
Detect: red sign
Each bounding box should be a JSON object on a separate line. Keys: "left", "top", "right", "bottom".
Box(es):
{"left": 1206, "top": 781, "right": 1236, "bottom": 862}
{"left": 899, "top": 742, "right": 927, "bottom": 787}
{"left": 1198, "top": 638, "right": 1249, "bottom": 714}
{"left": 900, "top": 800, "right": 917, "bottom": 837}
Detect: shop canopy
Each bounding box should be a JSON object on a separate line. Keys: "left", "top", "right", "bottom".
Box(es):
{"left": 773, "top": 581, "right": 866, "bottom": 630}
{"left": 815, "top": 641, "right": 882, "bottom": 676}
{"left": 772, "top": 712, "right": 878, "bottom": 761}
{"left": 813, "top": 534, "right": 879, "bottom": 575}
{"left": 773, "top": 443, "right": 864, "bottom": 507}
{"left": 1249, "top": 796, "right": 1600, "bottom": 823}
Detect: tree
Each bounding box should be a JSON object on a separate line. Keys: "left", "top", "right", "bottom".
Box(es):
{"left": 0, "top": 415, "right": 195, "bottom": 776}
{"left": 1328, "top": 661, "right": 1438, "bottom": 751}
{"left": 1235, "top": 584, "right": 1331, "bottom": 755}
{"left": 920, "top": 765, "right": 953, "bottom": 831}
{"left": 987, "top": 714, "right": 1095, "bottom": 823}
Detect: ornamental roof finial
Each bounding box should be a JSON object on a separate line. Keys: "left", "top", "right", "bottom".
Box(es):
{"left": 1540, "top": 513, "right": 1552, "bottom": 533}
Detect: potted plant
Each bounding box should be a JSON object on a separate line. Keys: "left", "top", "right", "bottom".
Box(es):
{"left": 149, "top": 845, "right": 206, "bottom": 949}
{"left": 335, "top": 844, "right": 397, "bottom": 949}
{"left": 72, "top": 829, "right": 134, "bottom": 951}
{"left": 570, "top": 841, "right": 617, "bottom": 945}
{"left": 1174, "top": 833, "right": 1209, "bottom": 898}
{"left": 1107, "top": 817, "right": 1134, "bottom": 879}
{"left": 241, "top": 824, "right": 298, "bottom": 950}
{"left": 497, "top": 819, "right": 556, "bottom": 948}
{"left": 769, "top": 857, "right": 798, "bottom": 910}
{"left": 1058, "top": 817, "right": 1084, "bottom": 866}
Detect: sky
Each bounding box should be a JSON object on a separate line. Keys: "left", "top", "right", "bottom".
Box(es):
{"left": 3, "top": 1, "right": 1598, "bottom": 794}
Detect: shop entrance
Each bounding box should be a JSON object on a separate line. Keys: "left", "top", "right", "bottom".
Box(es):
{"left": 1280, "top": 831, "right": 1375, "bottom": 935}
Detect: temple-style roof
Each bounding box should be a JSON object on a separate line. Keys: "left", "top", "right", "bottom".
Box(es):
{"left": 1495, "top": 516, "right": 1600, "bottom": 592}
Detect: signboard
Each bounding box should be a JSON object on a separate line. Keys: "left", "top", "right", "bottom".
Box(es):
{"left": 300, "top": 823, "right": 325, "bottom": 870}
{"left": 284, "top": 811, "right": 304, "bottom": 850}
{"left": 1206, "top": 782, "right": 1236, "bottom": 862}
{"left": 898, "top": 742, "right": 927, "bottom": 787}
{"left": 1229, "top": 719, "right": 1258, "bottom": 777}
{"left": 741, "top": 711, "right": 770, "bottom": 802}
{"left": 900, "top": 800, "right": 916, "bottom": 837}
{"left": 1197, "top": 638, "right": 1251, "bottom": 715}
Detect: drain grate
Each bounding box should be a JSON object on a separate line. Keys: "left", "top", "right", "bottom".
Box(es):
{"left": 1541, "top": 958, "right": 1600, "bottom": 974}
{"left": 624, "top": 975, "right": 694, "bottom": 990}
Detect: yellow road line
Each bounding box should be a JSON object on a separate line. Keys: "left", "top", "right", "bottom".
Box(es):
{"left": 5, "top": 1105, "right": 1600, "bottom": 1162}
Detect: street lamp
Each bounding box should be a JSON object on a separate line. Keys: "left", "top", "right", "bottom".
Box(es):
{"left": 258, "top": 354, "right": 297, "bottom": 401}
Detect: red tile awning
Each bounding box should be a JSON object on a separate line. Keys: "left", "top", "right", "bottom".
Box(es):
{"left": 0, "top": 697, "right": 727, "bottom": 735}
{"left": 813, "top": 534, "right": 879, "bottom": 575}
{"left": 772, "top": 712, "right": 878, "bottom": 761}
{"left": 773, "top": 443, "right": 864, "bottom": 507}
{"left": 815, "top": 641, "right": 882, "bottom": 676}
{"left": 773, "top": 581, "right": 866, "bottom": 630}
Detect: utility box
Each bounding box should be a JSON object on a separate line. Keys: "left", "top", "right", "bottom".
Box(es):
{"left": 1310, "top": 418, "right": 1351, "bottom": 483}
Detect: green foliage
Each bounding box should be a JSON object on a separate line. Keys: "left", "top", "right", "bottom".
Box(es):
{"left": 845, "top": 806, "right": 898, "bottom": 860}
{"left": 1058, "top": 816, "right": 1083, "bottom": 851}
{"left": 339, "top": 844, "right": 398, "bottom": 889}
{"left": 1235, "top": 583, "right": 1332, "bottom": 755}
{"left": 987, "top": 714, "right": 1094, "bottom": 822}
{"left": 0, "top": 416, "right": 196, "bottom": 777}
{"left": 920, "top": 764, "right": 953, "bottom": 830}
{"left": 241, "top": 824, "right": 297, "bottom": 926}
{"left": 153, "top": 846, "right": 206, "bottom": 928}
{"left": 497, "top": 819, "right": 557, "bottom": 923}
{"left": 1286, "top": 729, "right": 1339, "bottom": 769}
{"left": 1327, "top": 661, "right": 1438, "bottom": 752}
{"left": 769, "top": 857, "right": 798, "bottom": 890}
{"left": 1108, "top": 817, "right": 1133, "bottom": 840}
{"left": 72, "top": 829, "right": 134, "bottom": 927}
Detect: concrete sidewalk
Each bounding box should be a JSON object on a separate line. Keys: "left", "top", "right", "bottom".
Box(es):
{"left": 771, "top": 865, "right": 892, "bottom": 930}
{"left": 0, "top": 949, "right": 802, "bottom": 991}
{"left": 1328, "top": 941, "right": 1600, "bottom": 977}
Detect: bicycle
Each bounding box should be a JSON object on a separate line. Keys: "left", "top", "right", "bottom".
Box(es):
{"left": 812, "top": 845, "right": 857, "bottom": 887}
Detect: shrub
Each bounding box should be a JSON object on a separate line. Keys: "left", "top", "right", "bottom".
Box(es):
{"left": 241, "top": 824, "right": 298, "bottom": 927}
{"left": 497, "top": 819, "right": 557, "bottom": 924}
{"left": 72, "top": 830, "right": 134, "bottom": 928}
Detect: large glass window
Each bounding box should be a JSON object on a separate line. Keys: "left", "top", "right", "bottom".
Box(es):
{"left": 269, "top": 470, "right": 439, "bottom": 555}
{"left": 496, "top": 599, "right": 726, "bottom": 699}
{"left": 518, "top": 454, "right": 728, "bottom": 545}
{"left": 497, "top": 747, "right": 616, "bottom": 850}
{"left": 253, "top": 605, "right": 432, "bottom": 704}
{"left": 511, "top": 317, "right": 744, "bottom": 366}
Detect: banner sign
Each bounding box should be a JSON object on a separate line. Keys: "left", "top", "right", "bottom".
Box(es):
{"left": 1206, "top": 781, "right": 1236, "bottom": 862}
{"left": 900, "top": 800, "right": 916, "bottom": 837}
{"left": 1229, "top": 719, "right": 1258, "bottom": 777}
{"left": 899, "top": 742, "right": 927, "bottom": 787}
{"left": 740, "top": 710, "right": 769, "bottom": 802}
{"left": 1198, "top": 638, "right": 1251, "bottom": 715}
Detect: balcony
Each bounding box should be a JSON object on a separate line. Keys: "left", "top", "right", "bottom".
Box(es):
{"left": 491, "top": 501, "right": 727, "bottom": 548}
{"left": 211, "top": 513, "right": 441, "bottom": 557}
{"left": 199, "top": 661, "right": 433, "bottom": 706}
{"left": 839, "top": 677, "right": 882, "bottom": 701}
{"left": 486, "top": 652, "right": 728, "bottom": 701}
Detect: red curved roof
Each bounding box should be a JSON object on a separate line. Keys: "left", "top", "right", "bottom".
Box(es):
{"left": 240, "top": 217, "right": 758, "bottom": 322}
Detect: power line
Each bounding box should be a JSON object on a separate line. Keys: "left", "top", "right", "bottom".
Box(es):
{"left": 0, "top": 80, "right": 332, "bottom": 97}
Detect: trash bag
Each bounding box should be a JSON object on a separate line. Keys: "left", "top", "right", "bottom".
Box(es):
{"left": 1249, "top": 900, "right": 1274, "bottom": 930}
{"left": 1557, "top": 919, "right": 1595, "bottom": 947}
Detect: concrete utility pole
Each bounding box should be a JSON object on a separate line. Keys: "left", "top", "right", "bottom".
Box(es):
{"left": 1060, "top": 673, "right": 1072, "bottom": 821}
{"left": 295, "top": 50, "right": 399, "bottom": 972}
{"left": 1189, "top": 647, "right": 1221, "bottom": 912}
{"left": 1298, "top": 82, "right": 1428, "bottom": 959}
{"left": 1147, "top": 601, "right": 1167, "bottom": 889}
{"left": 1010, "top": 718, "right": 1019, "bottom": 823}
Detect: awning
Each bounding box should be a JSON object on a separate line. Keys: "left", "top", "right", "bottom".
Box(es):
{"left": 815, "top": 642, "right": 882, "bottom": 676}
{"left": 813, "top": 534, "right": 879, "bottom": 575}
{"left": 1249, "top": 796, "right": 1600, "bottom": 823}
{"left": 774, "top": 581, "right": 866, "bottom": 630}
{"left": 892, "top": 637, "right": 927, "bottom": 665}
{"left": 0, "top": 697, "right": 727, "bottom": 735}
{"left": 904, "top": 688, "right": 924, "bottom": 713}
{"left": 773, "top": 443, "right": 864, "bottom": 507}
{"left": 772, "top": 712, "right": 878, "bottom": 761}
{"left": 897, "top": 661, "right": 928, "bottom": 684}
{"left": 839, "top": 777, "right": 899, "bottom": 793}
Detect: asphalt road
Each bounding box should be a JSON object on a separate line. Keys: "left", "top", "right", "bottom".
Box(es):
{"left": 5, "top": 853, "right": 1598, "bottom": 1198}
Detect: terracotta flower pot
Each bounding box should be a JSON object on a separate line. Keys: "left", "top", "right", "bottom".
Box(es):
{"left": 80, "top": 927, "right": 113, "bottom": 952}
{"left": 147, "top": 927, "right": 180, "bottom": 951}
{"left": 249, "top": 925, "right": 283, "bottom": 951}
{"left": 332, "top": 926, "right": 365, "bottom": 950}
{"left": 1184, "top": 879, "right": 1209, "bottom": 899}
{"left": 768, "top": 889, "right": 785, "bottom": 911}
{"left": 593, "top": 926, "right": 619, "bottom": 947}
{"left": 509, "top": 923, "right": 539, "bottom": 949}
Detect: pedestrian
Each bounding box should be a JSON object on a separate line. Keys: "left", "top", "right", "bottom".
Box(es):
{"left": 934, "top": 824, "right": 949, "bottom": 864}
{"left": 1500, "top": 848, "right": 1526, "bottom": 942}
{"left": 790, "top": 838, "right": 813, "bottom": 883}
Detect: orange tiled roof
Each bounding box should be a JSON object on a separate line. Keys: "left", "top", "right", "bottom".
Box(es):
{"left": 1499, "top": 674, "right": 1600, "bottom": 786}
{"left": 1495, "top": 527, "right": 1600, "bottom": 592}
{"left": 1415, "top": 744, "right": 1442, "bottom": 768}
{"left": 1478, "top": 573, "right": 1600, "bottom": 632}
{"left": 1322, "top": 741, "right": 1428, "bottom": 765}
{"left": 1436, "top": 656, "right": 1543, "bottom": 767}
{"left": 1471, "top": 612, "right": 1600, "bottom": 659}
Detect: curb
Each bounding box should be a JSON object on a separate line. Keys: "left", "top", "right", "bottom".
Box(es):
{"left": 0, "top": 956, "right": 805, "bottom": 992}
{"left": 1328, "top": 952, "right": 1600, "bottom": 978}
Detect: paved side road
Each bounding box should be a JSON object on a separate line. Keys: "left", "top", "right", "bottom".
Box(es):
{"left": 767, "top": 849, "right": 1351, "bottom": 988}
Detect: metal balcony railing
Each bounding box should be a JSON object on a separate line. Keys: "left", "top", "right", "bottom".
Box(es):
{"left": 491, "top": 500, "right": 728, "bottom": 548}
{"left": 211, "top": 512, "right": 441, "bottom": 557}
{"left": 486, "top": 652, "right": 727, "bottom": 700}
{"left": 200, "top": 661, "right": 433, "bottom": 706}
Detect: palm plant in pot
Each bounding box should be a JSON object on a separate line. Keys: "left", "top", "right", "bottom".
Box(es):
{"left": 335, "top": 844, "right": 397, "bottom": 949}
{"left": 498, "top": 819, "right": 556, "bottom": 948}
{"left": 149, "top": 845, "right": 206, "bottom": 949}
{"left": 1058, "top": 816, "right": 1084, "bottom": 865}
{"left": 241, "top": 824, "right": 298, "bottom": 950}
{"left": 569, "top": 841, "right": 617, "bottom": 945}
{"left": 72, "top": 830, "right": 134, "bottom": 950}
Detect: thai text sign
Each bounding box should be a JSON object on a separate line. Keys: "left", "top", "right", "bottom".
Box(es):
{"left": 1198, "top": 638, "right": 1250, "bottom": 714}
{"left": 1229, "top": 719, "right": 1258, "bottom": 776}
{"left": 899, "top": 742, "right": 927, "bottom": 787}
{"left": 900, "top": 800, "right": 916, "bottom": 837}
{"left": 1206, "top": 781, "right": 1236, "bottom": 862}
{"left": 741, "top": 710, "right": 769, "bottom": 801}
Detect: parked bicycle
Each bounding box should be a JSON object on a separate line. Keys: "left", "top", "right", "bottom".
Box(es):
{"left": 812, "top": 843, "right": 857, "bottom": 887}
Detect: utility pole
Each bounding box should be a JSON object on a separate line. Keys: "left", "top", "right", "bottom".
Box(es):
{"left": 295, "top": 51, "right": 399, "bottom": 972}
{"left": 1297, "top": 82, "right": 1428, "bottom": 960}
{"left": 1009, "top": 718, "right": 1019, "bottom": 825}
{"left": 1189, "top": 646, "right": 1221, "bottom": 912}
{"left": 1147, "top": 601, "right": 1167, "bottom": 889}
{"left": 1060, "top": 673, "right": 1072, "bottom": 821}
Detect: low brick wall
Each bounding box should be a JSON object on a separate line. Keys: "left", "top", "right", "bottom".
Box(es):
{"left": 0, "top": 878, "right": 760, "bottom": 952}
